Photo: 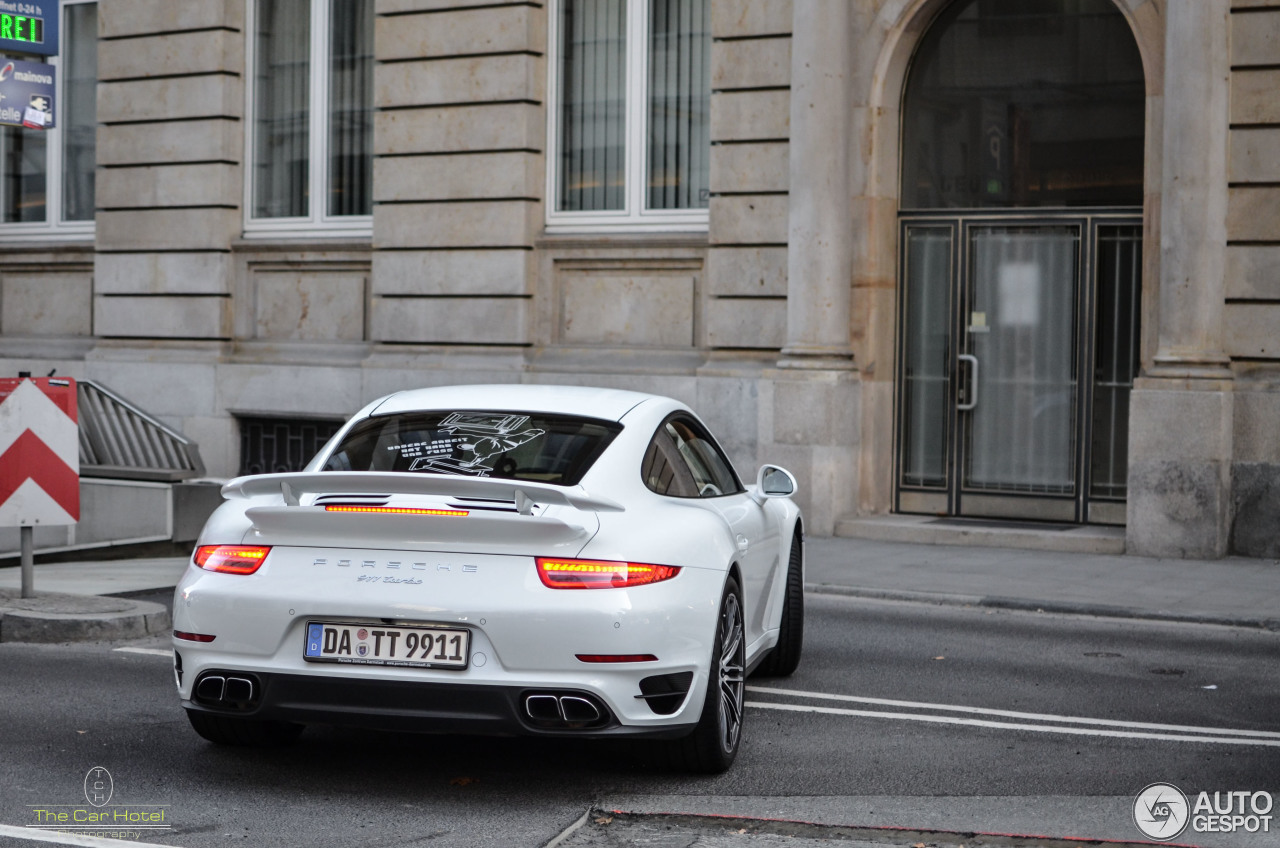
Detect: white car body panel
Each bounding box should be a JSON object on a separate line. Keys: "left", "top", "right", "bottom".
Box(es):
{"left": 174, "top": 384, "right": 801, "bottom": 742}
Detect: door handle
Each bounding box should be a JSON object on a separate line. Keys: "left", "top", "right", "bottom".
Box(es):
{"left": 957, "top": 354, "right": 978, "bottom": 411}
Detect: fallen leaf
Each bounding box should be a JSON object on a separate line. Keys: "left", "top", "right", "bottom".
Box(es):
{"left": 448, "top": 777, "right": 477, "bottom": 786}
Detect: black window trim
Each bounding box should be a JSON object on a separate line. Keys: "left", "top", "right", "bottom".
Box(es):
{"left": 641, "top": 412, "right": 745, "bottom": 499}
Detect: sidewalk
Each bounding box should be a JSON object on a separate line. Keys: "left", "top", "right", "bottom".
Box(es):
{"left": 0, "top": 537, "right": 1277, "bottom": 642}
{"left": 806, "top": 535, "right": 1280, "bottom": 630}
{"left": 0, "top": 557, "right": 184, "bottom": 642}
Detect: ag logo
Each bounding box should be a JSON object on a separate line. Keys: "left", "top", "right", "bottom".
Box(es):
{"left": 84, "top": 766, "right": 113, "bottom": 808}
{"left": 1133, "top": 782, "right": 1189, "bottom": 840}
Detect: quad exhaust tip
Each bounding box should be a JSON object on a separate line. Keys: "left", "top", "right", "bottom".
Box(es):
{"left": 523, "top": 693, "right": 605, "bottom": 727}
{"left": 195, "top": 673, "right": 258, "bottom": 707}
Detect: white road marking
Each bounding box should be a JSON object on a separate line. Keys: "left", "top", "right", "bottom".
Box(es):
{"left": 746, "top": 701, "right": 1280, "bottom": 747}
{"left": 0, "top": 824, "right": 183, "bottom": 848}
{"left": 112, "top": 647, "right": 172, "bottom": 658}
{"left": 747, "top": 685, "right": 1280, "bottom": 739}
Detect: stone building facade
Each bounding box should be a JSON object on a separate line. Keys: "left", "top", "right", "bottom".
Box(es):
{"left": 0, "top": 0, "right": 1276, "bottom": 558}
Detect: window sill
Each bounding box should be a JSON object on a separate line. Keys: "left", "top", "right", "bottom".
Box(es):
{"left": 536, "top": 230, "right": 709, "bottom": 250}
{"left": 0, "top": 228, "right": 95, "bottom": 246}
{"left": 242, "top": 220, "right": 373, "bottom": 241}
{"left": 544, "top": 220, "right": 709, "bottom": 236}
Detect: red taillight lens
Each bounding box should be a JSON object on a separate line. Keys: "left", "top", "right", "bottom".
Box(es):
{"left": 174, "top": 631, "right": 216, "bottom": 643}
{"left": 324, "top": 505, "right": 468, "bottom": 517}
{"left": 194, "top": 545, "right": 271, "bottom": 575}
{"left": 535, "top": 558, "right": 681, "bottom": 589}
{"left": 576, "top": 654, "right": 659, "bottom": 663}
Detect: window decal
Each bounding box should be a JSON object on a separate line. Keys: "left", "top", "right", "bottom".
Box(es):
{"left": 324, "top": 410, "right": 620, "bottom": 486}
{"left": 390, "top": 413, "right": 546, "bottom": 478}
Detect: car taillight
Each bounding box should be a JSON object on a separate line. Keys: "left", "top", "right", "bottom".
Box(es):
{"left": 194, "top": 545, "right": 271, "bottom": 575}
{"left": 324, "top": 505, "right": 469, "bottom": 516}
{"left": 535, "top": 558, "right": 680, "bottom": 589}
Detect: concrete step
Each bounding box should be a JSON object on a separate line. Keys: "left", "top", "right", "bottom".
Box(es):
{"left": 834, "top": 514, "right": 1126, "bottom": 555}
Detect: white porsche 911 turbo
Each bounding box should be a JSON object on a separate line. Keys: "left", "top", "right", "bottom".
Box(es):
{"left": 173, "top": 384, "right": 803, "bottom": 772}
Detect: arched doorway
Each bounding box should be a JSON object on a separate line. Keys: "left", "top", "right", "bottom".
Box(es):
{"left": 894, "top": 0, "right": 1146, "bottom": 524}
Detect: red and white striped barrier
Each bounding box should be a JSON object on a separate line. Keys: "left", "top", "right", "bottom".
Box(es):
{"left": 0, "top": 376, "right": 79, "bottom": 527}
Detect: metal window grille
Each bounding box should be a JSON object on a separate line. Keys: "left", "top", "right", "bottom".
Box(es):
{"left": 238, "top": 417, "right": 343, "bottom": 476}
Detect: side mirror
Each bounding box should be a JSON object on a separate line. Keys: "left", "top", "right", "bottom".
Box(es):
{"left": 755, "top": 465, "right": 797, "bottom": 498}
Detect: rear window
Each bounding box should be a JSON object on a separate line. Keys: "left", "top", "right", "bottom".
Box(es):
{"left": 322, "top": 411, "right": 621, "bottom": 487}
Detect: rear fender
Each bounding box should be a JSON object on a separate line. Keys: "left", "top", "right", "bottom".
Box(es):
{"left": 576, "top": 504, "right": 738, "bottom": 576}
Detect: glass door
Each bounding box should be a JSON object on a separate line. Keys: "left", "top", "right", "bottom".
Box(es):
{"left": 895, "top": 213, "right": 1140, "bottom": 523}
{"left": 959, "top": 223, "right": 1081, "bottom": 520}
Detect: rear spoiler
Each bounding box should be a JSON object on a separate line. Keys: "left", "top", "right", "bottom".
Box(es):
{"left": 220, "top": 471, "right": 625, "bottom": 513}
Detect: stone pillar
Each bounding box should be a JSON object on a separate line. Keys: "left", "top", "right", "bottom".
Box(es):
{"left": 760, "top": 1, "right": 861, "bottom": 535}
{"left": 778, "top": 0, "right": 855, "bottom": 368}
{"left": 1151, "top": 0, "right": 1231, "bottom": 376}
{"left": 369, "top": 1, "right": 541, "bottom": 347}
{"left": 94, "top": 0, "right": 244, "bottom": 340}
{"left": 1127, "top": 0, "right": 1233, "bottom": 558}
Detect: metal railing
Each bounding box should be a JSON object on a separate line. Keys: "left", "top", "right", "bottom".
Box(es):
{"left": 77, "top": 380, "right": 205, "bottom": 482}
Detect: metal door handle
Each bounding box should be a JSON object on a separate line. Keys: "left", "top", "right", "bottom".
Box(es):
{"left": 957, "top": 354, "right": 978, "bottom": 411}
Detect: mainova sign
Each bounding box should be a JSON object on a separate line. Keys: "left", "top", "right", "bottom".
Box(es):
{"left": 0, "top": 58, "right": 54, "bottom": 128}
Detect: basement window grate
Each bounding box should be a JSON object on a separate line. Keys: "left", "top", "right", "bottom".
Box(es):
{"left": 237, "top": 417, "right": 344, "bottom": 476}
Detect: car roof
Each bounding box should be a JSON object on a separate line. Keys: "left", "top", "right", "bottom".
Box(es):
{"left": 368, "top": 384, "right": 666, "bottom": 423}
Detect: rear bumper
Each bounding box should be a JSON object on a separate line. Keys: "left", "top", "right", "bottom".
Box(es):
{"left": 181, "top": 670, "right": 696, "bottom": 739}
{"left": 173, "top": 545, "right": 725, "bottom": 728}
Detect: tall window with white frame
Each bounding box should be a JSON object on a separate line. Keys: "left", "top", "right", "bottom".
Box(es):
{"left": 549, "top": 0, "right": 710, "bottom": 231}
{"left": 0, "top": 0, "right": 96, "bottom": 239}
{"left": 247, "top": 0, "right": 372, "bottom": 236}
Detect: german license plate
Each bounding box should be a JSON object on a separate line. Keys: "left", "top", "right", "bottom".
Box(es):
{"left": 305, "top": 622, "right": 469, "bottom": 669}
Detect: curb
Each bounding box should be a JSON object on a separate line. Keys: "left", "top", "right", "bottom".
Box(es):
{"left": 0, "top": 599, "right": 171, "bottom": 643}
{"left": 806, "top": 583, "right": 1280, "bottom": 632}
{"left": 589, "top": 809, "right": 1176, "bottom": 848}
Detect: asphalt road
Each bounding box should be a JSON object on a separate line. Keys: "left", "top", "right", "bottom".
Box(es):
{"left": 1, "top": 594, "right": 1277, "bottom": 848}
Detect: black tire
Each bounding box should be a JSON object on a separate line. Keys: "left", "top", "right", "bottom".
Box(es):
{"left": 185, "top": 710, "right": 303, "bottom": 747}
{"left": 752, "top": 527, "right": 804, "bottom": 678}
{"left": 669, "top": 576, "right": 746, "bottom": 774}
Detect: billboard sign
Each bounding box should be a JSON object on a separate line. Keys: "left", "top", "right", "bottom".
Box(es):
{"left": 0, "top": 57, "right": 54, "bottom": 128}
{"left": 0, "top": 1, "right": 59, "bottom": 57}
